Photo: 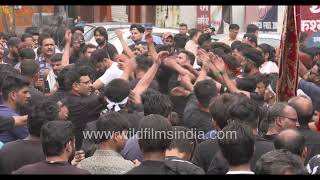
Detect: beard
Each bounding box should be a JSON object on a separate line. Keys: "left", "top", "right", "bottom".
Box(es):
{"left": 96, "top": 38, "right": 106, "bottom": 46}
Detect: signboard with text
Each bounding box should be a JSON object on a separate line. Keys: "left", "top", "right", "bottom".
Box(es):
{"left": 244, "top": 6, "right": 278, "bottom": 32}
{"left": 300, "top": 5, "right": 320, "bottom": 48}
{"left": 196, "top": 6, "right": 222, "bottom": 31}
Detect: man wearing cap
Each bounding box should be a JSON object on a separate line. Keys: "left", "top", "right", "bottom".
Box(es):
{"left": 4, "top": 37, "right": 21, "bottom": 66}
{"left": 141, "top": 23, "right": 163, "bottom": 45}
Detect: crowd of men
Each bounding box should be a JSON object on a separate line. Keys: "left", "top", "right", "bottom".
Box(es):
{"left": 0, "top": 20, "right": 320, "bottom": 175}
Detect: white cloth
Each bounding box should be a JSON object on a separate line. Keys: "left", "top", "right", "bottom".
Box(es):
{"left": 98, "top": 62, "right": 123, "bottom": 86}
{"left": 226, "top": 170, "right": 254, "bottom": 174}
{"left": 46, "top": 69, "right": 57, "bottom": 93}
{"left": 259, "top": 61, "right": 279, "bottom": 74}
{"left": 106, "top": 97, "right": 128, "bottom": 112}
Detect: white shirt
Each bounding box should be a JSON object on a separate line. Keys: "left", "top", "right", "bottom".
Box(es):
{"left": 226, "top": 170, "right": 254, "bottom": 174}
{"left": 259, "top": 61, "right": 279, "bottom": 74}
{"left": 218, "top": 37, "right": 241, "bottom": 47}
{"left": 98, "top": 62, "right": 123, "bottom": 86}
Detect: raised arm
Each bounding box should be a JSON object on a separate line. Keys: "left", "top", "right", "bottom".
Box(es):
{"left": 115, "top": 29, "right": 135, "bottom": 58}
{"left": 61, "top": 30, "right": 72, "bottom": 67}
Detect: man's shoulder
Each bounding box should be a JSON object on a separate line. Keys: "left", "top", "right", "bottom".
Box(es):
{"left": 0, "top": 105, "right": 18, "bottom": 117}
{"left": 12, "top": 162, "right": 42, "bottom": 174}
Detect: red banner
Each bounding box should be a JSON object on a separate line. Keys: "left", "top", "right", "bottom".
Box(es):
{"left": 196, "top": 6, "right": 211, "bottom": 30}
{"left": 300, "top": 5, "right": 320, "bottom": 47}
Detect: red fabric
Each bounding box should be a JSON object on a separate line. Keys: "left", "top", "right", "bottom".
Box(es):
{"left": 224, "top": 64, "right": 241, "bottom": 76}
{"left": 276, "top": 6, "right": 300, "bottom": 102}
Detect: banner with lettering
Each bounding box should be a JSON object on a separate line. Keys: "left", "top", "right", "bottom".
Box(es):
{"left": 244, "top": 6, "right": 278, "bottom": 32}
{"left": 196, "top": 6, "right": 222, "bottom": 31}
{"left": 300, "top": 5, "right": 320, "bottom": 48}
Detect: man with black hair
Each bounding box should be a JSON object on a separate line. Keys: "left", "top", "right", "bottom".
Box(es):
{"left": 13, "top": 47, "right": 36, "bottom": 71}
{"left": 164, "top": 126, "right": 205, "bottom": 174}
{"left": 78, "top": 112, "right": 133, "bottom": 174}
{"left": 62, "top": 66, "right": 106, "bottom": 150}
{"left": 219, "top": 24, "right": 240, "bottom": 46}
{"left": 192, "top": 94, "right": 236, "bottom": 173}
{"left": 185, "top": 28, "right": 202, "bottom": 59}
{"left": 183, "top": 79, "right": 217, "bottom": 135}
{"left": 21, "top": 33, "right": 34, "bottom": 48}
{"left": 91, "top": 49, "right": 123, "bottom": 90}
{"left": 81, "top": 43, "right": 96, "bottom": 60}
{"left": 0, "top": 32, "right": 8, "bottom": 49}
{"left": 179, "top": 23, "right": 188, "bottom": 36}
{"left": 128, "top": 24, "right": 146, "bottom": 50}
{"left": 13, "top": 121, "right": 90, "bottom": 174}
{"left": 207, "top": 95, "right": 275, "bottom": 174}
{"left": 288, "top": 96, "right": 320, "bottom": 164}
{"left": 69, "top": 33, "right": 85, "bottom": 64}
{"left": 274, "top": 129, "right": 307, "bottom": 163}
{"left": 126, "top": 114, "right": 173, "bottom": 174}
{"left": 246, "top": 24, "right": 259, "bottom": 37}
{"left": 4, "top": 37, "right": 21, "bottom": 66}
{"left": 255, "top": 149, "right": 308, "bottom": 174}
{"left": 243, "top": 33, "right": 258, "bottom": 48}
{"left": 71, "top": 26, "right": 84, "bottom": 35}
{"left": 94, "top": 26, "right": 118, "bottom": 61}
{"left": 219, "top": 121, "right": 255, "bottom": 174}
{"left": 0, "top": 75, "right": 30, "bottom": 143}
{"left": 198, "top": 33, "right": 212, "bottom": 52}
{"left": 0, "top": 98, "right": 59, "bottom": 174}
{"left": 173, "top": 34, "right": 188, "bottom": 54}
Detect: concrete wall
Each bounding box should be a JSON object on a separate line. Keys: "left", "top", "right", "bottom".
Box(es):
{"left": 179, "top": 6, "right": 197, "bottom": 28}
{"left": 111, "top": 6, "right": 128, "bottom": 22}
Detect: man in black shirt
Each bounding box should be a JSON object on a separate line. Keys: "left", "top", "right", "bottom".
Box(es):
{"left": 126, "top": 114, "right": 173, "bottom": 174}
{"left": 4, "top": 37, "right": 21, "bottom": 66}
{"left": 94, "top": 27, "right": 118, "bottom": 61}
{"left": 13, "top": 121, "right": 90, "bottom": 174}
{"left": 183, "top": 79, "right": 217, "bottom": 135}
{"left": 62, "top": 66, "right": 106, "bottom": 150}
{"left": 0, "top": 98, "right": 59, "bottom": 174}
{"left": 288, "top": 96, "right": 320, "bottom": 164}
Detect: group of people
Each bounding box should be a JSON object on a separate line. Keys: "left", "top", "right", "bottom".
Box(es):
{"left": 0, "top": 20, "right": 320, "bottom": 175}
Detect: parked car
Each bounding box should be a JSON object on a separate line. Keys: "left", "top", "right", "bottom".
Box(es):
{"left": 85, "top": 24, "right": 179, "bottom": 53}
{"left": 212, "top": 32, "right": 281, "bottom": 48}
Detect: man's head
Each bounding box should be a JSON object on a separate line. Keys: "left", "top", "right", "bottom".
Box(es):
{"left": 228, "top": 24, "right": 240, "bottom": 40}
{"left": 288, "top": 96, "right": 314, "bottom": 128}
{"left": 141, "top": 89, "right": 172, "bottom": 118}
{"left": 71, "top": 33, "right": 85, "bottom": 53}
{"left": 209, "top": 93, "right": 237, "bottom": 130}
{"left": 20, "top": 59, "right": 40, "bottom": 84}
{"left": 0, "top": 32, "right": 8, "bottom": 48}
{"left": 130, "top": 24, "right": 145, "bottom": 42}
{"left": 50, "top": 53, "right": 63, "bottom": 76}
{"left": 242, "top": 33, "right": 258, "bottom": 48}
{"left": 97, "top": 111, "right": 129, "bottom": 152}
{"left": 65, "top": 66, "right": 93, "bottom": 96}
{"left": 41, "top": 121, "right": 75, "bottom": 160}
{"left": 165, "top": 126, "right": 197, "bottom": 161}
{"left": 194, "top": 79, "right": 217, "bottom": 109}
{"left": 39, "top": 33, "right": 55, "bottom": 58}
{"left": 179, "top": 23, "right": 188, "bottom": 35}
{"left": 144, "top": 23, "right": 153, "bottom": 34}
{"left": 174, "top": 34, "right": 188, "bottom": 53}
{"left": 135, "top": 55, "right": 153, "bottom": 74}
{"left": 1, "top": 75, "right": 30, "bottom": 109}
{"left": 255, "top": 149, "right": 308, "bottom": 174}
{"left": 267, "top": 103, "right": 298, "bottom": 132}
{"left": 90, "top": 48, "right": 111, "bottom": 76}
{"left": 246, "top": 24, "right": 259, "bottom": 37}
{"left": 18, "top": 48, "right": 36, "bottom": 62}
{"left": 81, "top": 44, "right": 96, "bottom": 60}
{"left": 255, "top": 74, "right": 270, "bottom": 96}
{"left": 104, "top": 78, "right": 130, "bottom": 110}
{"left": 188, "top": 28, "right": 202, "bottom": 44}
{"left": 218, "top": 121, "right": 255, "bottom": 167}
{"left": 257, "top": 43, "right": 276, "bottom": 62}
{"left": 21, "top": 33, "right": 34, "bottom": 48}
{"left": 138, "top": 114, "right": 172, "bottom": 154}
{"left": 198, "top": 33, "right": 212, "bottom": 51}
{"left": 94, "top": 27, "right": 108, "bottom": 47}
{"left": 240, "top": 47, "right": 264, "bottom": 74}
{"left": 232, "top": 43, "right": 252, "bottom": 65}
{"left": 305, "top": 62, "right": 320, "bottom": 85}
{"left": 7, "top": 37, "right": 21, "bottom": 58}
{"left": 162, "top": 32, "right": 174, "bottom": 47}
{"left": 0, "top": 43, "right": 4, "bottom": 60}
{"left": 274, "top": 129, "right": 307, "bottom": 159}
{"left": 71, "top": 26, "right": 84, "bottom": 35}
{"left": 176, "top": 50, "right": 195, "bottom": 66}
{"left": 27, "top": 98, "right": 59, "bottom": 137}
{"left": 227, "top": 95, "right": 260, "bottom": 130}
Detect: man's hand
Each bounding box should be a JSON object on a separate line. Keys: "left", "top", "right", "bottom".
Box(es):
{"left": 132, "top": 159, "right": 141, "bottom": 167}
{"left": 71, "top": 150, "right": 86, "bottom": 166}
{"left": 156, "top": 51, "right": 169, "bottom": 64}
{"left": 65, "top": 30, "right": 72, "bottom": 44}
{"left": 115, "top": 29, "right": 124, "bottom": 39}
{"left": 129, "top": 91, "right": 141, "bottom": 105}
{"left": 118, "top": 54, "right": 136, "bottom": 72}
{"left": 211, "top": 53, "right": 226, "bottom": 72}
{"left": 13, "top": 115, "right": 28, "bottom": 127}
{"left": 145, "top": 32, "right": 154, "bottom": 45}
